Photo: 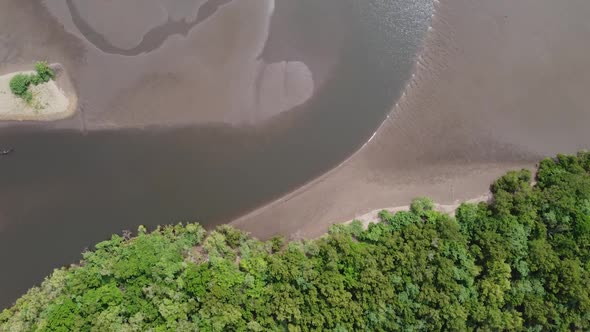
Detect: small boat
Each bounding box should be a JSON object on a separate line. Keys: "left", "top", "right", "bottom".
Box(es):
{"left": 0, "top": 148, "right": 14, "bottom": 156}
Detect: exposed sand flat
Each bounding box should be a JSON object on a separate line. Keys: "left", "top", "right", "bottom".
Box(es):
{"left": 232, "top": 162, "right": 534, "bottom": 240}
{"left": 0, "top": 65, "right": 76, "bottom": 121}
{"left": 232, "top": 0, "right": 590, "bottom": 239}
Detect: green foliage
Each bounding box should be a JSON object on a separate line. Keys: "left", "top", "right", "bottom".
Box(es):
{"left": 2, "top": 153, "right": 590, "bottom": 331}
{"left": 9, "top": 74, "right": 33, "bottom": 102}
{"left": 34, "top": 61, "right": 54, "bottom": 83}
{"left": 410, "top": 196, "right": 434, "bottom": 215}
{"left": 8, "top": 61, "right": 55, "bottom": 103}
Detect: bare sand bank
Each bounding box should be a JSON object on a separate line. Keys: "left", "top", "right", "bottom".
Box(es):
{"left": 232, "top": 0, "right": 590, "bottom": 239}
{"left": 0, "top": 64, "right": 77, "bottom": 121}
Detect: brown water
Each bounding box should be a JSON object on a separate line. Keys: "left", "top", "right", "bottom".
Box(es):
{"left": 0, "top": 0, "right": 432, "bottom": 307}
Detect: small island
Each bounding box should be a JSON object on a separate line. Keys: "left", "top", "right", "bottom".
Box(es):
{"left": 0, "top": 61, "right": 77, "bottom": 121}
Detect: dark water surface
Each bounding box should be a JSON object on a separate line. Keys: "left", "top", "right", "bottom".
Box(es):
{"left": 0, "top": 0, "right": 432, "bottom": 307}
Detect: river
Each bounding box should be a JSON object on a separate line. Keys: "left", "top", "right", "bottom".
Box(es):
{"left": 0, "top": 0, "right": 432, "bottom": 308}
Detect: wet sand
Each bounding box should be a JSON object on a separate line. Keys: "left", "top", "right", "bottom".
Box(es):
{"left": 232, "top": 0, "right": 590, "bottom": 239}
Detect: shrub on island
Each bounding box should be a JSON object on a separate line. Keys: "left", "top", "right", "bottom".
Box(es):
{"left": 8, "top": 61, "right": 55, "bottom": 103}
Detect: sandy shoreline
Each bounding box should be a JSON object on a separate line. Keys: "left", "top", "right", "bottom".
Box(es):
{"left": 232, "top": 0, "right": 590, "bottom": 239}
{"left": 231, "top": 161, "right": 533, "bottom": 240}
{"left": 0, "top": 64, "right": 77, "bottom": 121}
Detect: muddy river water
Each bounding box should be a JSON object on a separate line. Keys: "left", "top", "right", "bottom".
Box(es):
{"left": 0, "top": 0, "right": 432, "bottom": 307}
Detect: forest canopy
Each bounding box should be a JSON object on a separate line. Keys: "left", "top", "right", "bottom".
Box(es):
{"left": 2, "top": 152, "right": 590, "bottom": 331}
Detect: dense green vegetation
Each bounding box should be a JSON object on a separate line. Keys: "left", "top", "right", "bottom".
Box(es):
{"left": 9, "top": 61, "right": 55, "bottom": 103}
{"left": 2, "top": 152, "right": 590, "bottom": 331}
{"left": 9, "top": 74, "right": 34, "bottom": 102}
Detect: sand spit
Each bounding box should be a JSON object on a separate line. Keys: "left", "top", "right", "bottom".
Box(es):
{"left": 0, "top": 64, "right": 77, "bottom": 121}
{"left": 232, "top": 0, "right": 590, "bottom": 239}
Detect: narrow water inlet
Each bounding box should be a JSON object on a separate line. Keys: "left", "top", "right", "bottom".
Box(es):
{"left": 64, "top": 0, "right": 234, "bottom": 56}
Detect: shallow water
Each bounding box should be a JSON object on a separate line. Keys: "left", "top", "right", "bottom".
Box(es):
{"left": 0, "top": 0, "right": 432, "bottom": 307}
{"left": 64, "top": 0, "right": 233, "bottom": 56}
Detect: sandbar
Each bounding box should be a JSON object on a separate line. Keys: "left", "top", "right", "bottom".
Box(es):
{"left": 0, "top": 64, "right": 77, "bottom": 121}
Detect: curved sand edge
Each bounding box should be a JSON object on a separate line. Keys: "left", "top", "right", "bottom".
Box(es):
{"left": 0, "top": 63, "right": 77, "bottom": 121}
